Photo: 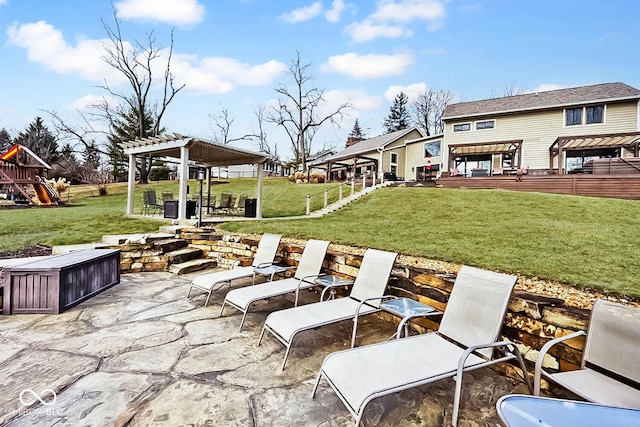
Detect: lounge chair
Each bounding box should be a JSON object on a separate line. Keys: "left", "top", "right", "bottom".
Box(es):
{"left": 311, "top": 265, "right": 532, "bottom": 427}
{"left": 258, "top": 249, "right": 398, "bottom": 370}
{"left": 220, "top": 239, "right": 330, "bottom": 330}
{"left": 533, "top": 299, "right": 640, "bottom": 410}
{"left": 187, "top": 233, "right": 282, "bottom": 307}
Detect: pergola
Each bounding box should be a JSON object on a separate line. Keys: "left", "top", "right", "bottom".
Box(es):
{"left": 121, "top": 133, "right": 268, "bottom": 220}
{"left": 550, "top": 132, "right": 640, "bottom": 174}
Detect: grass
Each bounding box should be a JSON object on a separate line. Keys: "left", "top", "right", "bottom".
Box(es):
{"left": 2, "top": 178, "right": 639, "bottom": 297}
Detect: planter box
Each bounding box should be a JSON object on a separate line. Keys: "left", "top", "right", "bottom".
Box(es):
{"left": 2, "top": 249, "right": 120, "bottom": 314}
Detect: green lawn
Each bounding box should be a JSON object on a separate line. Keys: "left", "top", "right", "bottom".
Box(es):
{"left": 1, "top": 178, "right": 639, "bottom": 297}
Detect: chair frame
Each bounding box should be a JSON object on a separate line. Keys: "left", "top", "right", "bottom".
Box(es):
{"left": 311, "top": 265, "right": 532, "bottom": 427}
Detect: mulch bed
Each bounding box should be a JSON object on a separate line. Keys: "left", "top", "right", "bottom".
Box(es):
{"left": 0, "top": 245, "right": 53, "bottom": 260}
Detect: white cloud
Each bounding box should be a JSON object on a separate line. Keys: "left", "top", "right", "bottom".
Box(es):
{"left": 324, "top": 89, "right": 381, "bottom": 111}
{"left": 325, "top": 0, "right": 346, "bottom": 23}
{"left": 115, "top": 0, "right": 205, "bottom": 26}
{"left": 321, "top": 52, "right": 413, "bottom": 79}
{"left": 172, "top": 54, "right": 287, "bottom": 94}
{"left": 346, "top": 0, "right": 446, "bottom": 42}
{"left": 0, "top": 0, "right": 7, "bottom": 6}
{"left": 67, "top": 94, "right": 119, "bottom": 111}
{"left": 6, "top": 21, "right": 126, "bottom": 84}
{"left": 530, "top": 83, "right": 567, "bottom": 93}
{"left": 279, "top": 2, "right": 323, "bottom": 23}
{"left": 384, "top": 82, "right": 428, "bottom": 102}
{"left": 345, "top": 21, "right": 412, "bottom": 42}
{"left": 7, "top": 21, "right": 287, "bottom": 95}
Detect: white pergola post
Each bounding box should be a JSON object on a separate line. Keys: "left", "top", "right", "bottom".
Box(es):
{"left": 205, "top": 167, "right": 211, "bottom": 214}
{"left": 126, "top": 154, "right": 136, "bottom": 215}
{"left": 178, "top": 146, "right": 190, "bottom": 219}
{"left": 256, "top": 162, "right": 264, "bottom": 219}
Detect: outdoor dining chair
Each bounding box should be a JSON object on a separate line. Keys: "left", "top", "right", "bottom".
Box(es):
{"left": 258, "top": 248, "right": 398, "bottom": 370}
{"left": 187, "top": 233, "right": 282, "bottom": 306}
{"left": 220, "top": 239, "right": 330, "bottom": 330}
{"left": 311, "top": 265, "right": 532, "bottom": 427}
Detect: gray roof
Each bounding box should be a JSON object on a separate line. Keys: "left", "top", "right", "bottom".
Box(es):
{"left": 442, "top": 82, "right": 640, "bottom": 120}
{"left": 325, "top": 127, "right": 424, "bottom": 163}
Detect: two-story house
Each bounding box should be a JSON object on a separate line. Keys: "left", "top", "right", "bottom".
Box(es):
{"left": 441, "top": 82, "right": 640, "bottom": 176}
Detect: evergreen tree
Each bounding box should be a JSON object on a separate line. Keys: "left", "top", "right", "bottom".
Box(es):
{"left": 14, "top": 117, "right": 59, "bottom": 165}
{"left": 107, "top": 102, "right": 160, "bottom": 182}
{"left": 0, "top": 128, "right": 12, "bottom": 154}
{"left": 348, "top": 119, "right": 365, "bottom": 147}
{"left": 382, "top": 92, "right": 410, "bottom": 134}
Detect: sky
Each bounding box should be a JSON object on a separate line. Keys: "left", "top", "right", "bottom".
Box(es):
{"left": 1, "top": 0, "right": 640, "bottom": 161}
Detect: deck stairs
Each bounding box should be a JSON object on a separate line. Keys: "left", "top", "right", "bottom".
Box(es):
{"left": 308, "top": 181, "right": 394, "bottom": 217}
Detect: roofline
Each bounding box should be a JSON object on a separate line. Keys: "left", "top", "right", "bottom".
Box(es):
{"left": 325, "top": 127, "right": 424, "bottom": 161}
{"left": 403, "top": 133, "right": 444, "bottom": 146}
{"left": 442, "top": 95, "right": 640, "bottom": 121}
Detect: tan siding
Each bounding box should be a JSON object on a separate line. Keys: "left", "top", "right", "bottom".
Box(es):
{"left": 444, "top": 100, "right": 639, "bottom": 170}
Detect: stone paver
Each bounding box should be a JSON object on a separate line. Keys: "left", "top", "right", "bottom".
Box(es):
{"left": 0, "top": 271, "right": 525, "bottom": 426}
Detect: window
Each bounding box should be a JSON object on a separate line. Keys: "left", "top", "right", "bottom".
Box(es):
{"left": 424, "top": 140, "right": 441, "bottom": 157}
{"left": 476, "top": 120, "right": 495, "bottom": 130}
{"left": 586, "top": 105, "right": 604, "bottom": 124}
{"left": 566, "top": 108, "right": 582, "bottom": 126}
{"left": 453, "top": 123, "right": 471, "bottom": 132}
{"left": 390, "top": 152, "right": 398, "bottom": 164}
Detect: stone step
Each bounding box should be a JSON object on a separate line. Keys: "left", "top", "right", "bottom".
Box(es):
{"left": 165, "top": 247, "right": 203, "bottom": 264}
{"left": 153, "top": 238, "right": 188, "bottom": 253}
{"left": 169, "top": 258, "right": 217, "bottom": 275}
{"left": 102, "top": 233, "right": 174, "bottom": 245}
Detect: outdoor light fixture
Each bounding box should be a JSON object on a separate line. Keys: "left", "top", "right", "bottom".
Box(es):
{"left": 197, "top": 168, "right": 205, "bottom": 227}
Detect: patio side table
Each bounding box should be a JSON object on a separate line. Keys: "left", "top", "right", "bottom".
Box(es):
{"left": 253, "top": 264, "right": 288, "bottom": 281}
{"left": 379, "top": 297, "right": 441, "bottom": 339}
{"left": 314, "top": 274, "right": 355, "bottom": 301}
{"left": 496, "top": 394, "right": 640, "bottom": 427}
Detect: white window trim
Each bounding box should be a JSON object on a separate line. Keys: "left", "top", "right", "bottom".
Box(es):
{"left": 563, "top": 105, "right": 606, "bottom": 128}
{"left": 475, "top": 119, "right": 496, "bottom": 130}
{"left": 453, "top": 122, "right": 471, "bottom": 132}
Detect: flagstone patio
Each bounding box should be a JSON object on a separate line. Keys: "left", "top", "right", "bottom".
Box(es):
{"left": 0, "top": 270, "right": 526, "bottom": 426}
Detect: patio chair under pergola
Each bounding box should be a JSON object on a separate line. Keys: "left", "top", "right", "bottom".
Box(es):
{"left": 121, "top": 133, "right": 268, "bottom": 220}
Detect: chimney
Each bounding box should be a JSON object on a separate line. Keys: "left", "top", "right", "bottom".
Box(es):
{"left": 347, "top": 136, "right": 362, "bottom": 147}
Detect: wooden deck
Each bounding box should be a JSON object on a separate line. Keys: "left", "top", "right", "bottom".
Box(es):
{"left": 436, "top": 174, "right": 640, "bottom": 200}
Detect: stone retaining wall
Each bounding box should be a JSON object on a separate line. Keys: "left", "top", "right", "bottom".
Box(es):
{"left": 97, "top": 230, "right": 592, "bottom": 390}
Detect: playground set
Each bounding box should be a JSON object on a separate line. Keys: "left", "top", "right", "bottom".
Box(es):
{"left": 0, "top": 144, "right": 61, "bottom": 206}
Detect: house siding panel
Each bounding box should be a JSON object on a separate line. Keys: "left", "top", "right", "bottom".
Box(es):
{"left": 444, "top": 100, "right": 639, "bottom": 171}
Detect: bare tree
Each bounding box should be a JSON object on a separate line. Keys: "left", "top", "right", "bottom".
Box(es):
{"left": 267, "top": 50, "right": 351, "bottom": 171}
{"left": 489, "top": 82, "right": 527, "bottom": 98}
{"left": 48, "top": 9, "right": 184, "bottom": 184}
{"left": 99, "top": 10, "right": 184, "bottom": 183}
{"left": 410, "top": 88, "right": 454, "bottom": 136}
{"left": 253, "top": 105, "right": 277, "bottom": 157}
{"left": 209, "top": 106, "right": 260, "bottom": 145}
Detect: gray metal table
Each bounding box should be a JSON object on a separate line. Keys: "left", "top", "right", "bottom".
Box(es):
{"left": 497, "top": 394, "right": 640, "bottom": 427}
{"left": 380, "top": 297, "right": 441, "bottom": 339}
{"left": 314, "top": 274, "right": 355, "bottom": 301}
{"left": 253, "top": 264, "right": 288, "bottom": 281}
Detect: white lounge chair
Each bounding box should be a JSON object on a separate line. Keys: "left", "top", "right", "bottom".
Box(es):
{"left": 259, "top": 249, "right": 398, "bottom": 370}
{"left": 312, "top": 265, "right": 532, "bottom": 427}
{"left": 187, "top": 233, "right": 282, "bottom": 306}
{"left": 534, "top": 299, "right": 640, "bottom": 410}
{"left": 220, "top": 239, "right": 330, "bottom": 330}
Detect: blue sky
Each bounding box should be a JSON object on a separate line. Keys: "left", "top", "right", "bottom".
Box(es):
{"left": 1, "top": 0, "right": 640, "bottom": 161}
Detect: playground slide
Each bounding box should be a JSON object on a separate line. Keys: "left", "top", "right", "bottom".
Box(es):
{"left": 32, "top": 183, "right": 51, "bottom": 206}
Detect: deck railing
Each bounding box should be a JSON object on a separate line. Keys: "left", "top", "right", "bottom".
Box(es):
{"left": 0, "top": 163, "right": 39, "bottom": 183}
{"left": 305, "top": 179, "right": 358, "bottom": 215}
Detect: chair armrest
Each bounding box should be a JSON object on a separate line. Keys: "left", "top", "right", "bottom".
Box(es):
{"left": 350, "top": 295, "right": 397, "bottom": 348}
{"left": 254, "top": 262, "right": 276, "bottom": 268}
{"left": 534, "top": 330, "right": 586, "bottom": 395}
{"left": 293, "top": 273, "right": 325, "bottom": 306}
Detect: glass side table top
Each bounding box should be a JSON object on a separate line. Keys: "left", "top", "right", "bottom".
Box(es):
{"left": 253, "top": 264, "right": 287, "bottom": 276}
{"left": 314, "top": 275, "right": 355, "bottom": 287}
{"left": 380, "top": 297, "right": 436, "bottom": 317}
{"left": 497, "top": 395, "right": 640, "bottom": 427}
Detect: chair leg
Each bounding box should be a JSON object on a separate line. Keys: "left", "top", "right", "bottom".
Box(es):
{"left": 204, "top": 290, "right": 213, "bottom": 307}
{"left": 281, "top": 345, "right": 292, "bottom": 371}
{"left": 451, "top": 371, "right": 464, "bottom": 427}
{"left": 258, "top": 324, "right": 267, "bottom": 346}
{"left": 219, "top": 300, "right": 227, "bottom": 317}
{"left": 187, "top": 286, "right": 193, "bottom": 298}
{"left": 238, "top": 310, "right": 249, "bottom": 331}
{"left": 311, "top": 372, "right": 324, "bottom": 398}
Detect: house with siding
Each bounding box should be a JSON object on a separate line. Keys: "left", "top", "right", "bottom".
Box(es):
{"left": 320, "top": 127, "right": 424, "bottom": 181}
{"left": 441, "top": 82, "right": 640, "bottom": 176}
